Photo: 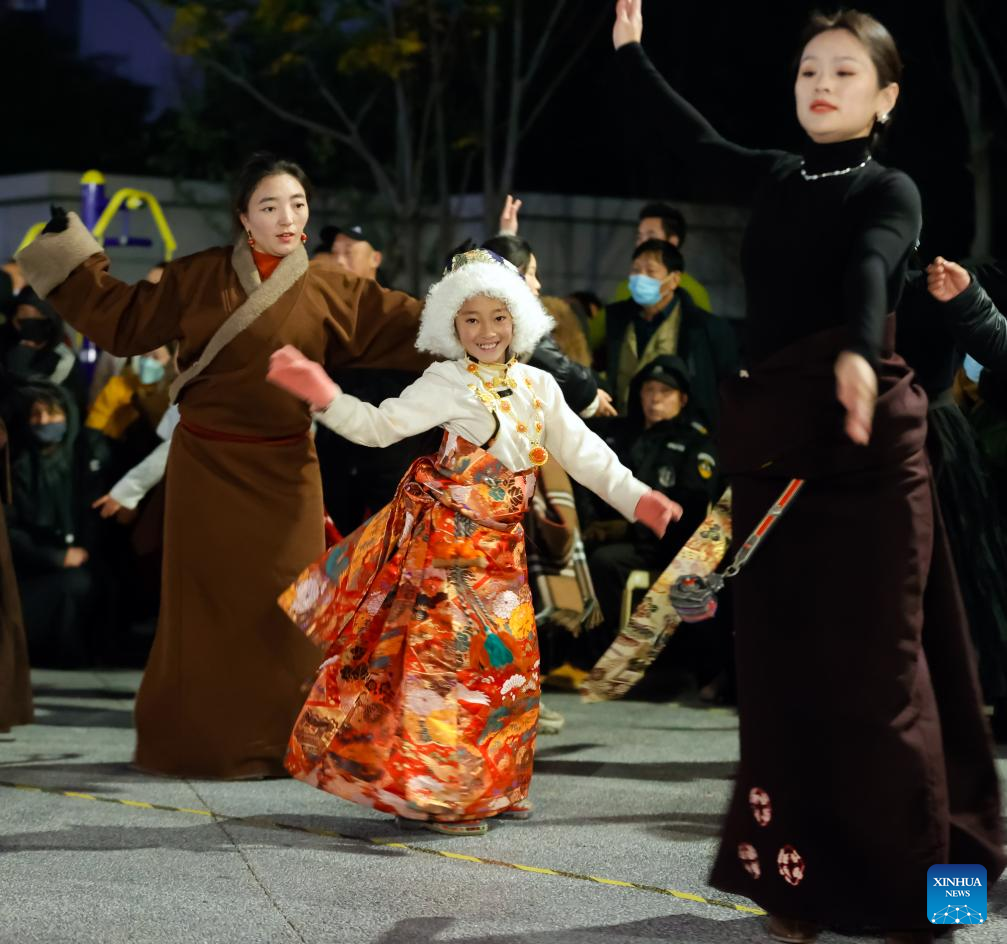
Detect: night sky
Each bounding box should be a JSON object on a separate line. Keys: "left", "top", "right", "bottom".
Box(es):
{"left": 519, "top": 0, "right": 1007, "bottom": 262}
{"left": 5, "top": 0, "right": 1007, "bottom": 260}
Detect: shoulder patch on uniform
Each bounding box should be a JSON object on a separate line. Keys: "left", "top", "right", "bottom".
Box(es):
{"left": 697, "top": 451, "right": 716, "bottom": 479}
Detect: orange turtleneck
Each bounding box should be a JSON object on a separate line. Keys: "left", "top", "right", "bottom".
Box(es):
{"left": 252, "top": 248, "right": 282, "bottom": 281}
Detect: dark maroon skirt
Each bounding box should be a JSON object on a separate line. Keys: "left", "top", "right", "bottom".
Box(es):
{"left": 709, "top": 320, "right": 1004, "bottom": 931}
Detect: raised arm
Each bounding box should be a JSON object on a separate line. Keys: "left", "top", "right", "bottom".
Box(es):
{"left": 613, "top": 0, "right": 784, "bottom": 200}
{"left": 269, "top": 352, "right": 464, "bottom": 447}
{"left": 15, "top": 212, "right": 183, "bottom": 355}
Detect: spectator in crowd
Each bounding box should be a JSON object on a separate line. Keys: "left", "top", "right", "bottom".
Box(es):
{"left": 332, "top": 225, "right": 383, "bottom": 280}
{"left": 2, "top": 287, "right": 88, "bottom": 414}
{"left": 5, "top": 382, "right": 113, "bottom": 665}
{"left": 86, "top": 344, "right": 175, "bottom": 478}
{"left": 609, "top": 203, "right": 713, "bottom": 313}
{"left": 605, "top": 239, "right": 738, "bottom": 422}
{"left": 310, "top": 224, "right": 383, "bottom": 282}
{"left": 582, "top": 356, "right": 719, "bottom": 666}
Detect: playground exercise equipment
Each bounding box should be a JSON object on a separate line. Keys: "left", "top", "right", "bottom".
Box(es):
{"left": 16, "top": 170, "right": 178, "bottom": 374}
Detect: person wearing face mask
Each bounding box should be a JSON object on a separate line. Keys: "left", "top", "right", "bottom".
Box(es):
{"left": 615, "top": 2, "right": 1003, "bottom": 940}
{"left": 5, "top": 384, "right": 112, "bottom": 666}
{"left": 605, "top": 239, "right": 739, "bottom": 422}
{"left": 1, "top": 287, "right": 88, "bottom": 416}
{"left": 87, "top": 347, "right": 173, "bottom": 434}
{"left": 607, "top": 202, "right": 713, "bottom": 315}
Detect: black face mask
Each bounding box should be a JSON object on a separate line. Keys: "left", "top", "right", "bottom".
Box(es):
{"left": 16, "top": 320, "right": 53, "bottom": 343}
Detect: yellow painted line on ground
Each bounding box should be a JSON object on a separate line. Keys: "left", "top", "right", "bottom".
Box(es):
{"left": 0, "top": 779, "right": 765, "bottom": 917}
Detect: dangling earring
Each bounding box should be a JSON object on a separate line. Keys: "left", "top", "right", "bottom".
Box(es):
{"left": 877, "top": 112, "right": 890, "bottom": 125}
{"left": 246, "top": 230, "right": 255, "bottom": 248}
{"left": 300, "top": 233, "right": 308, "bottom": 244}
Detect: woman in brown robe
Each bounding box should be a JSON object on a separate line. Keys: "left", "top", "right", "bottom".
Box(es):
{"left": 0, "top": 421, "right": 33, "bottom": 733}
{"left": 15, "top": 155, "right": 428, "bottom": 778}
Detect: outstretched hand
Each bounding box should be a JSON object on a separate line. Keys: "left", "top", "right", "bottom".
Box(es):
{"left": 613, "top": 0, "right": 643, "bottom": 50}
{"left": 634, "top": 489, "right": 682, "bottom": 539}
{"left": 267, "top": 345, "right": 340, "bottom": 411}
{"left": 498, "top": 195, "right": 522, "bottom": 236}
{"left": 42, "top": 205, "right": 69, "bottom": 235}
{"left": 926, "top": 256, "right": 971, "bottom": 302}
{"left": 835, "top": 351, "right": 877, "bottom": 446}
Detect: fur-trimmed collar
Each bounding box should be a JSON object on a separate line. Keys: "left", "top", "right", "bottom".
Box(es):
{"left": 169, "top": 238, "right": 308, "bottom": 402}
{"left": 230, "top": 238, "right": 307, "bottom": 299}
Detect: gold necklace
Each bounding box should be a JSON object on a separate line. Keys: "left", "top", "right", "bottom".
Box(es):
{"left": 466, "top": 357, "right": 549, "bottom": 467}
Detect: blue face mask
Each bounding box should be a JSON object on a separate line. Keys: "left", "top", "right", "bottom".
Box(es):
{"left": 32, "top": 421, "right": 67, "bottom": 445}
{"left": 962, "top": 354, "right": 984, "bottom": 384}
{"left": 629, "top": 274, "right": 665, "bottom": 307}
{"left": 134, "top": 356, "right": 166, "bottom": 385}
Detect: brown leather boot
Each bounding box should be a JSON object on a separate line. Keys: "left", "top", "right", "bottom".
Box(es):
{"left": 766, "top": 914, "right": 819, "bottom": 943}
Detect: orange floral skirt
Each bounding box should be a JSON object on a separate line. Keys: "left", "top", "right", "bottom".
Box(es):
{"left": 280, "top": 432, "right": 540, "bottom": 821}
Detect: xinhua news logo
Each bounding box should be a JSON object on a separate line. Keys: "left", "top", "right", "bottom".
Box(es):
{"left": 927, "top": 865, "right": 987, "bottom": 926}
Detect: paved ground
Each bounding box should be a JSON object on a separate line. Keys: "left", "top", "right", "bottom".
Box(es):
{"left": 1, "top": 669, "right": 1005, "bottom": 944}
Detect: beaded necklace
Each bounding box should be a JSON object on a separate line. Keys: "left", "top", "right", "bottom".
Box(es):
{"left": 465, "top": 356, "right": 549, "bottom": 467}
{"left": 799, "top": 155, "right": 872, "bottom": 181}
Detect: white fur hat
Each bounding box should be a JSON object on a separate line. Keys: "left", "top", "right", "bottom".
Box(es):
{"left": 416, "top": 248, "right": 555, "bottom": 359}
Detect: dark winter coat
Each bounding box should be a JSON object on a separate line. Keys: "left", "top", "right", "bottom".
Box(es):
{"left": 605, "top": 289, "right": 738, "bottom": 427}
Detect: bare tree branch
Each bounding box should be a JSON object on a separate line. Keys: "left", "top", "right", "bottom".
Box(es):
{"left": 520, "top": 0, "right": 570, "bottom": 91}
{"left": 521, "top": 4, "right": 609, "bottom": 138}
{"left": 303, "top": 59, "right": 402, "bottom": 208}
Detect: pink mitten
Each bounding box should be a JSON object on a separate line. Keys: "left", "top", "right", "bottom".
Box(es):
{"left": 267, "top": 345, "right": 340, "bottom": 411}
{"left": 634, "top": 490, "right": 683, "bottom": 539}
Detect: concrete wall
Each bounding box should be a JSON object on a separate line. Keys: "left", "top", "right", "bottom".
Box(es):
{"left": 0, "top": 172, "right": 749, "bottom": 316}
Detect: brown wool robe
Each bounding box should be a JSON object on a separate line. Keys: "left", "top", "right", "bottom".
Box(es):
{"left": 17, "top": 214, "right": 429, "bottom": 777}
{"left": 711, "top": 320, "right": 1005, "bottom": 931}
{"left": 0, "top": 424, "right": 33, "bottom": 733}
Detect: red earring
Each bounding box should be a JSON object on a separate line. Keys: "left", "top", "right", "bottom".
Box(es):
{"left": 300, "top": 233, "right": 308, "bottom": 244}
{"left": 246, "top": 230, "right": 255, "bottom": 249}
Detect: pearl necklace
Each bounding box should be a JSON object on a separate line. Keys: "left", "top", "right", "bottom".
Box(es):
{"left": 799, "top": 155, "right": 872, "bottom": 181}
{"left": 466, "top": 357, "right": 549, "bottom": 467}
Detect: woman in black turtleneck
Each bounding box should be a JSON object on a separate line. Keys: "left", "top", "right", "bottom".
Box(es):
{"left": 614, "top": 3, "right": 1004, "bottom": 943}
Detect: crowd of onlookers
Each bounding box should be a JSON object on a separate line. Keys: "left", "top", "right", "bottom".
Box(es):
{"left": 3, "top": 198, "right": 1005, "bottom": 711}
